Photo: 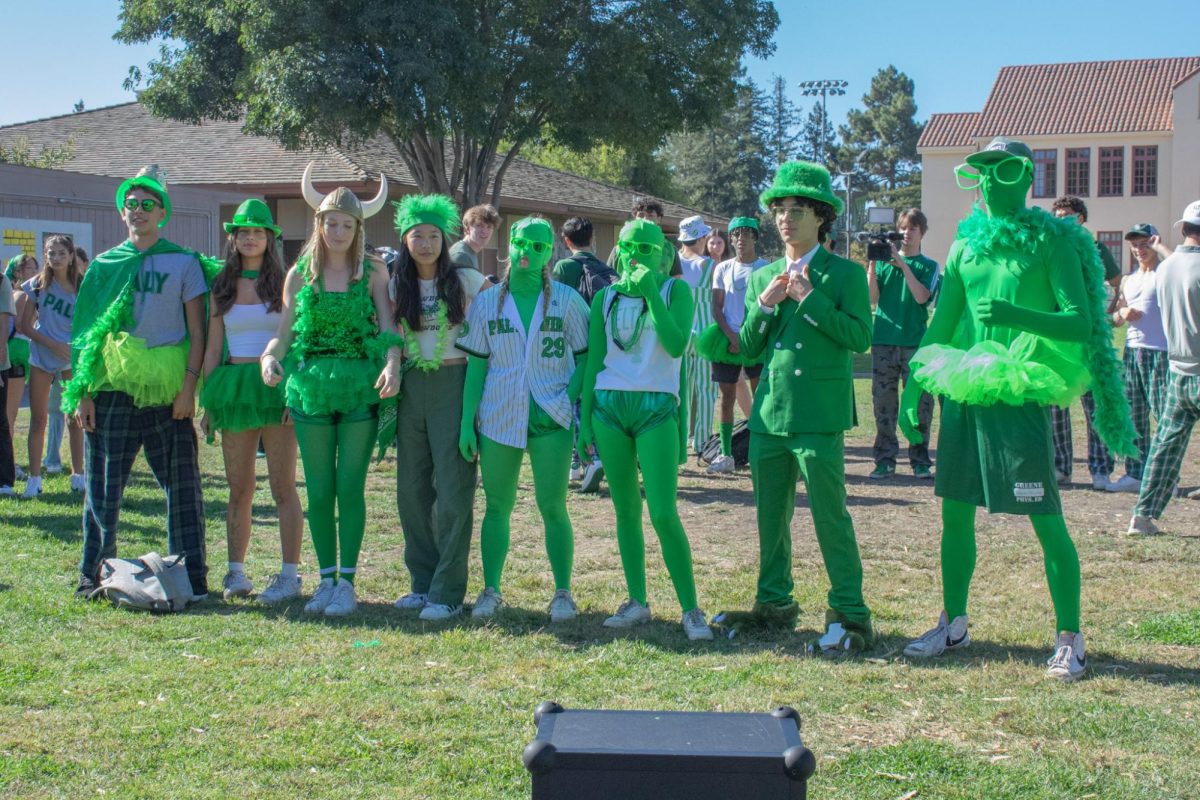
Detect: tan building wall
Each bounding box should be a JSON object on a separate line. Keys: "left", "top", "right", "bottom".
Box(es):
{"left": 1170, "top": 72, "right": 1200, "bottom": 227}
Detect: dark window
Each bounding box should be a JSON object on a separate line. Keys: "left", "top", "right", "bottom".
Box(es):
{"left": 1066, "top": 148, "right": 1090, "bottom": 196}
{"left": 1098, "top": 231, "right": 1123, "bottom": 273}
{"left": 1032, "top": 149, "right": 1057, "bottom": 198}
{"left": 1133, "top": 146, "right": 1158, "bottom": 196}
{"left": 1099, "top": 147, "right": 1123, "bottom": 197}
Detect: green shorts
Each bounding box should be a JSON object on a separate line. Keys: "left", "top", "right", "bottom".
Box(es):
{"left": 528, "top": 397, "right": 568, "bottom": 438}
{"left": 934, "top": 400, "right": 1061, "bottom": 515}
{"left": 592, "top": 390, "right": 677, "bottom": 438}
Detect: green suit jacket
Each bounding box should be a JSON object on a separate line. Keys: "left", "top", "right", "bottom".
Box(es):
{"left": 739, "top": 248, "right": 871, "bottom": 435}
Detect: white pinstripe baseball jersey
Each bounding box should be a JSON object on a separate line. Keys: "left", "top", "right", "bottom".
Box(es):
{"left": 457, "top": 280, "right": 590, "bottom": 448}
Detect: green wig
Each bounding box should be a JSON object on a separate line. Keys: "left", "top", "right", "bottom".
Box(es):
{"left": 393, "top": 194, "right": 462, "bottom": 239}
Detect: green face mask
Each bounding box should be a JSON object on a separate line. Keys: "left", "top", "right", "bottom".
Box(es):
{"left": 616, "top": 219, "right": 666, "bottom": 277}
{"left": 509, "top": 217, "right": 554, "bottom": 276}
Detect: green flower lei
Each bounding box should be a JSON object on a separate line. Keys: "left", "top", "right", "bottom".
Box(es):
{"left": 401, "top": 300, "right": 450, "bottom": 373}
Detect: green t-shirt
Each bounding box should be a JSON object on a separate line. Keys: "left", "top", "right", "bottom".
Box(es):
{"left": 551, "top": 252, "right": 590, "bottom": 289}
{"left": 1095, "top": 239, "right": 1121, "bottom": 282}
{"left": 449, "top": 239, "right": 479, "bottom": 271}
{"left": 872, "top": 253, "right": 939, "bottom": 347}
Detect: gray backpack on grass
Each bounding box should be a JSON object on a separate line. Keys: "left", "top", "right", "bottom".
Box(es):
{"left": 89, "top": 552, "right": 196, "bottom": 612}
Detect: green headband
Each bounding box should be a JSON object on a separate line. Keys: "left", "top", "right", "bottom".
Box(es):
{"left": 393, "top": 194, "right": 462, "bottom": 238}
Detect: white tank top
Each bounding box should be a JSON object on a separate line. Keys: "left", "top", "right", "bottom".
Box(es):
{"left": 1123, "top": 269, "right": 1167, "bottom": 351}
{"left": 595, "top": 279, "right": 681, "bottom": 398}
{"left": 224, "top": 303, "right": 280, "bottom": 358}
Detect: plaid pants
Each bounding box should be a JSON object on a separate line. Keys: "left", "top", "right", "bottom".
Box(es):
{"left": 1135, "top": 373, "right": 1200, "bottom": 519}
{"left": 1051, "top": 392, "right": 1113, "bottom": 478}
{"left": 80, "top": 391, "right": 208, "bottom": 594}
{"left": 1123, "top": 347, "right": 1169, "bottom": 480}
{"left": 871, "top": 345, "right": 933, "bottom": 467}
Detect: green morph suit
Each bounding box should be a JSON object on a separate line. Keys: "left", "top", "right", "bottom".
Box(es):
{"left": 458, "top": 218, "right": 586, "bottom": 597}
{"left": 577, "top": 219, "right": 702, "bottom": 614}
{"left": 900, "top": 144, "right": 1130, "bottom": 636}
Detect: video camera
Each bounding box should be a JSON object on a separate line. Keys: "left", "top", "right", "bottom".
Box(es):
{"left": 855, "top": 207, "right": 902, "bottom": 262}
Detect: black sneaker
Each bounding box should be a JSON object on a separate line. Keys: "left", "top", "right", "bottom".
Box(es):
{"left": 74, "top": 575, "right": 99, "bottom": 600}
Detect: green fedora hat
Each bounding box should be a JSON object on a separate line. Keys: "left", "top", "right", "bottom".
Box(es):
{"left": 224, "top": 198, "right": 282, "bottom": 236}
{"left": 760, "top": 161, "right": 843, "bottom": 216}
{"left": 115, "top": 164, "right": 172, "bottom": 227}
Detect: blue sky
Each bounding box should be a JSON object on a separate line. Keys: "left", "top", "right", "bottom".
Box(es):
{"left": 2, "top": 1, "right": 1197, "bottom": 128}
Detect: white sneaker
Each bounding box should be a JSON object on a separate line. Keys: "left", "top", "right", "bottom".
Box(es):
{"left": 1091, "top": 473, "right": 1111, "bottom": 491}
{"left": 303, "top": 578, "right": 337, "bottom": 614}
{"left": 569, "top": 464, "right": 583, "bottom": 482}
{"left": 471, "top": 588, "right": 503, "bottom": 618}
{"left": 1126, "top": 515, "right": 1161, "bottom": 536}
{"left": 548, "top": 589, "right": 578, "bottom": 622}
{"left": 603, "top": 598, "right": 651, "bottom": 628}
{"left": 14, "top": 465, "right": 27, "bottom": 480}
{"left": 0, "top": 486, "right": 14, "bottom": 497}
{"left": 393, "top": 591, "right": 428, "bottom": 610}
{"left": 1045, "top": 631, "right": 1087, "bottom": 682}
{"left": 682, "top": 608, "right": 714, "bottom": 640}
{"left": 706, "top": 455, "right": 736, "bottom": 474}
{"left": 419, "top": 603, "right": 463, "bottom": 621}
{"left": 1054, "top": 469, "right": 1070, "bottom": 484}
{"left": 1105, "top": 475, "right": 1141, "bottom": 493}
{"left": 222, "top": 570, "right": 254, "bottom": 600}
{"left": 903, "top": 611, "right": 970, "bottom": 658}
{"left": 258, "top": 574, "right": 302, "bottom": 605}
{"left": 579, "top": 460, "right": 604, "bottom": 494}
{"left": 69, "top": 473, "right": 86, "bottom": 492}
{"left": 324, "top": 581, "right": 357, "bottom": 616}
{"left": 21, "top": 476, "right": 42, "bottom": 498}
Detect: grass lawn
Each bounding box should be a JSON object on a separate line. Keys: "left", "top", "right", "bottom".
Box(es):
{"left": 2, "top": 380, "right": 1198, "bottom": 799}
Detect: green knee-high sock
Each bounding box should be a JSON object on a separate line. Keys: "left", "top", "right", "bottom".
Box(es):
{"left": 593, "top": 416, "right": 648, "bottom": 604}
{"left": 294, "top": 417, "right": 338, "bottom": 578}
{"left": 478, "top": 435, "right": 523, "bottom": 590}
{"left": 720, "top": 422, "right": 733, "bottom": 457}
{"left": 940, "top": 498, "right": 977, "bottom": 620}
{"left": 333, "top": 416, "right": 379, "bottom": 584}
{"left": 528, "top": 427, "right": 575, "bottom": 590}
{"left": 1031, "top": 514, "right": 1081, "bottom": 633}
{"left": 636, "top": 419, "right": 699, "bottom": 612}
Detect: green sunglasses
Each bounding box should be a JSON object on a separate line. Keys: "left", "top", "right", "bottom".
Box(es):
{"left": 511, "top": 237, "right": 550, "bottom": 254}
{"left": 123, "top": 197, "right": 162, "bottom": 212}
{"left": 617, "top": 240, "right": 662, "bottom": 257}
{"left": 954, "top": 156, "right": 1031, "bottom": 190}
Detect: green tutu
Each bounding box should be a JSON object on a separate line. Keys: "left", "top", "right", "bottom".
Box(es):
{"left": 695, "top": 323, "right": 760, "bottom": 366}
{"left": 285, "top": 355, "right": 382, "bottom": 417}
{"left": 201, "top": 362, "right": 286, "bottom": 432}
{"left": 93, "top": 334, "right": 187, "bottom": 408}
{"left": 8, "top": 337, "right": 29, "bottom": 370}
{"left": 910, "top": 334, "right": 1090, "bottom": 408}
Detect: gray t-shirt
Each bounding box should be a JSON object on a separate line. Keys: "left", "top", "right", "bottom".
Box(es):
{"left": 1154, "top": 245, "right": 1200, "bottom": 376}
{"left": 22, "top": 277, "right": 77, "bottom": 372}
{"left": 449, "top": 240, "right": 480, "bottom": 271}
{"left": 129, "top": 251, "right": 208, "bottom": 347}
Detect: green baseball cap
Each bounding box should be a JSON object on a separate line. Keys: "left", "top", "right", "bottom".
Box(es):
{"left": 728, "top": 216, "right": 759, "bottom": 233}
{"left": 1124, "top": 223, "right": 1158, "bottom": 240}
{"left": 965, "top": 136, "right": 1034, "bottom": 167}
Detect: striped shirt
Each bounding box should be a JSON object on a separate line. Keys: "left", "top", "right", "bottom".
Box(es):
{"left": 680, "top": 254, "right": 715, "bottom": 342}
{"left": 457, "top": 281, "right": 589, "bottom": 448}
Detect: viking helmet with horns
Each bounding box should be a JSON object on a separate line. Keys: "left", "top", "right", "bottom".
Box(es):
{"left": 301, "top": 161, "right": 389, "bottom": 222}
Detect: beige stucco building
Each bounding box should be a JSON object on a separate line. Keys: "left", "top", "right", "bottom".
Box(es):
{"left": 919, "top": 57, "right": 1200, "bottom": 270}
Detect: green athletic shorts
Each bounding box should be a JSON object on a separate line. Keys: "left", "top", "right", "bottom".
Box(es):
{"left": 934, "top": 400, "right": 1061, "bottom": 515}
{"left": 528, "top": 397, "right": 568, "bottom": 438}
{"left": 592, "top": 389, "right": 677, "bottom": 438}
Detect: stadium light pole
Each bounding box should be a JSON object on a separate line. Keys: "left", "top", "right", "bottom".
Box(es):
{"left": 798, "top": 79, "right": 848, "bottom": 164}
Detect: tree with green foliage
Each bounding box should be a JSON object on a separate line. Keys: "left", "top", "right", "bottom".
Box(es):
{"left": 116, "top": 0, "right": 778, "bottom": 208}
{"left": 0, "top": 135, "right": 75, "bottom": 169}
{"left": 518, "top": 140, "right": 675, "bottom": 199}
{"left": 798, "top": 101, "right": 835, "bottom": 165}
{"left": 763, "top": 75, "right": 800, "bottom": 168}
{"left": 836, "top": 65, "right": 923, "bottom": 209}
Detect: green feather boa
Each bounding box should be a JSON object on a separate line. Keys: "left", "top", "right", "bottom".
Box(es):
{"left": 956, "top": 206, "right": 1135, "bottom": 457}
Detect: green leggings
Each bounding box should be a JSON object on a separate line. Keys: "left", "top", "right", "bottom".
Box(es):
{"left": 292, "top": 409, "right": 378, "bottom": 583}
{"left": 479, "top": 428, "right": 574, "bottom": 592}
{"left": 592, "top": 407, "right": 699, "bottom": 612}
{"left": 940, "top": 498, "right": 1081, "bottom": 633}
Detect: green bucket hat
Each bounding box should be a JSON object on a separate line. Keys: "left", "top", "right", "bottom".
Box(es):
{"left": 116, "top": 164, "right": 172, "bottom": 227}
{"left": 224, "top": 199, "right": 281, "bottom": 236}
{"left": 728, "top": 216, "right": 759, "bottom": 234}
{"left": 760, "top": 161, "right": 843, "bottom": 216}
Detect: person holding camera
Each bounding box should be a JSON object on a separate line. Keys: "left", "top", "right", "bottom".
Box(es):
{"left": 866, "top": 208, "right": 938, "bottom": 480}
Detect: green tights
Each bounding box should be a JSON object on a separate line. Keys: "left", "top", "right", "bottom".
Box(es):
{"left": 592, "top": 415, "right": 699, "bottom": 612}
{"left": 479, "top": 429, "right": 575, "bottom": 591}
{"left": 293, "top": 414, "right": 378, "bottom": 583}
{"left": 940, "top": 498, "right": 1081, "bottom": 633}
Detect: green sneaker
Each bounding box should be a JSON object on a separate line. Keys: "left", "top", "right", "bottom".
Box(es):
{"left": 868, "top": 463, "right": 895, "bottom": 480}
{"left": 912, "top": 464, "right": 933, "bottom": 480}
